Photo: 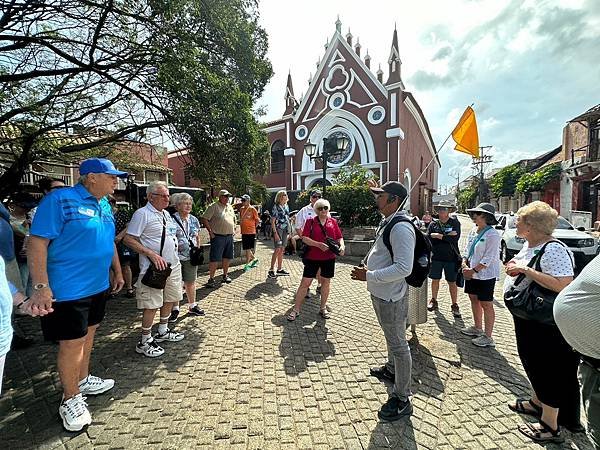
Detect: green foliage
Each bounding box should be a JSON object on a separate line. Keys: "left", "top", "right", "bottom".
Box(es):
{"left": 191, "top": 191, "right": 206, "bottom": 218}
{"left": 326, "top": 185, "right": 380, "bottom": 227}
{"left": 332, "top": 162, "right": 377, "bottom": 187}
{"left": 247, "top": 181, "right": 268, "bottom": 205}
{"left": 515, "top": 163, "right": 561, "bottom": 194}
{"left": 489, "top": 164, "right": 525, "bottom": 198}
{"left": 457, "top": 183, "right": 478, "bottom": 212}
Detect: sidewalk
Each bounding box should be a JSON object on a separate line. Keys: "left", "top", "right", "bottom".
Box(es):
{"left": 0, "top": 218, "right": 594, "bottom": 449}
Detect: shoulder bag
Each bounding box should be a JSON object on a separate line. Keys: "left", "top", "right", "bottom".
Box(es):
{"left": 317, "top": 218, "right": 341, "bottom": 256}
{"left": 141, "top": 213, "right": 173, "bottom": 289}
{"left": 172, "top": 214, "right": 204, "bottom": 266}
{"left": 503, "top": 240, "right": 573, "bottom": 326}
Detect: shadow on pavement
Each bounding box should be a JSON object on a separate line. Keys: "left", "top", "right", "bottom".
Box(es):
{"left": 367, "top": 416, "right": 417, "bottom": 450}
{"left": 271, "top": 309, "right": 335, "bottom": 377}
{"left": 0, "top": 293, "right": 205, "bottom": 448}
{"left": 245, "top": 280, "right": 284, "bottom": 301}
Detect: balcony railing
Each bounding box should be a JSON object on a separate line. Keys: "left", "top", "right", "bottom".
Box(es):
{"left": 21, "top": 170, "right": 73, "bottom": 186}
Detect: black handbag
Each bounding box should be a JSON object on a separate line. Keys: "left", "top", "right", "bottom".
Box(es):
{"left": 172, "top": 214, "right": 204, "bottom": 266}
{"left": 141, "top": 213, "right": 172, "bottom": 289}
{"left": 503, "top": 240, "right": 572, "bottom": 326}
{"left": 317, "top": 219, "right": 341, "bottom": 256}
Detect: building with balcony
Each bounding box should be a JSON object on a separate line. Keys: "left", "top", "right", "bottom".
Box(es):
{"left": 561, "top": 104, "right": 600, "bottom": 223}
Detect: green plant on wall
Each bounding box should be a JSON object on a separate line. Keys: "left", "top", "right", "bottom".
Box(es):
{"left": 332, "top": 162, "right": 377, "bottom": 187}
{"left": 489, "top": 164, "right": 526, "bottom": 198}
{"left": 457, "top": 183, "right": 478, "bottom": 212}
{"left": 515, "top": 163, "right": 561, "bottom": 194}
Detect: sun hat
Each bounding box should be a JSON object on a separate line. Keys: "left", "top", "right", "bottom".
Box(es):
{"left": 466, "top": 202, "right": 498, "bottom": 224}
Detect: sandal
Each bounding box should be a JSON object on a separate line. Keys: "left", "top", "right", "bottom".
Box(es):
{"left": 518, "top": 420, "right": 564, "bottom": 444}
{"left": 287, "top": 309, "right": 300, "bottom": 321}
{"left": 508, "top": 398, "right": 542, "bottom": 417}
{"left": 319, "top": 308, "right": 330, "bottom": 319}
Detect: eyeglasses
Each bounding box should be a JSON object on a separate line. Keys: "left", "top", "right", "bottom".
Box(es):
{"left": 317, "top": 206, "right": 329, "bottom": 211}
{"left": 151, "top": 193, "right": 170, "bottom": 199}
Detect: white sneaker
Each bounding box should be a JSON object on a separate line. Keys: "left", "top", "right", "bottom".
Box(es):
{"left": 460, "top": 326, "right": 484, "bottom": 337}
{"left": 153, "top": 328, "right": 185, "bottom": 342}
{"left": 472, "top": 335, "right": 496, "bottom": 348}
{"left": 59, "top": 393, "right": 92, "bottom": 432}
{"left": 136, "top": 337, "right": 165, "bottom": 357}
{"left": 78, "top": 375, "right": 115, "bottom": 395}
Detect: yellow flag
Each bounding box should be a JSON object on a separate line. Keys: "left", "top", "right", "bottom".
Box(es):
{"left": 452, "top": 106, "right": 479, "bottom": 158}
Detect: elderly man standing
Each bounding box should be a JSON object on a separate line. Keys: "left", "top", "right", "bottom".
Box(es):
{"left": 124, "top": 181, "right": 184, "bottom": 358}
{"left": 201, "top": 189, "right": 236, "bottom": 287}
{"left": 555, "top": 254, "right": 600, "bottom": 448}
{"left": 351, "top": 181, "right": 416, "bottom": 422}
{"left": 27, "top": 158, "right": 125, "bottom": 431}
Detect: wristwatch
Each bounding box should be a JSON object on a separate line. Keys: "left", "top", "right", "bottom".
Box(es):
{"left": 33, "top": 283, "right": 49, "bottom": 291}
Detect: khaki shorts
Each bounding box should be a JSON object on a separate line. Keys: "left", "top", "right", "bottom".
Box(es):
{"left": 136, "top": 264, "right": 183, "bottom": 310}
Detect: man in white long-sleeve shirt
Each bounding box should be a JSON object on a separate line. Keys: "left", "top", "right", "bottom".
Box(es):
{"left": 352, "top": 181, "right": 415, "bottom": 422}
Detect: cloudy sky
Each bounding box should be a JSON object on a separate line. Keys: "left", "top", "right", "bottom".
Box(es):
{"left": 257, "top": 0, "right": 600, "bottom": 191}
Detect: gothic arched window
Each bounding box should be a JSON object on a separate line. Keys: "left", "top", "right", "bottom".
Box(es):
{"left": 270, "top": 140, "right": 285, "bottom": 173}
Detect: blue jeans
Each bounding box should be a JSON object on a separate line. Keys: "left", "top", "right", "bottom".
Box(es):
{"left": 371, "top": 294, "right": 412, "bottom": 401}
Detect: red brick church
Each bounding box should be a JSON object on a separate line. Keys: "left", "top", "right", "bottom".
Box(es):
{"left": 260, "top": 19, "right": 439, "bottom": 214}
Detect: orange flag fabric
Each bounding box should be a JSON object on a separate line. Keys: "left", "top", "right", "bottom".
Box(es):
{"left": 452, "top": 106, "right": 479, "bottom": 158}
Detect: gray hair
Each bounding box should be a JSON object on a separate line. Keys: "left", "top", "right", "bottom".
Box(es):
{"left": 146, "top": 180, "right": 168, "bottom": 196}
{"left": 175, "top": 192, "right": 193, "bottom": 205}
{"left": 78, "top": 174, "right": 88, "bottom": 185}
{"left": 313, "top": 198, "right": 331, "bottom": 213}
{"left": 169, "top": 192, "right": 182, "bottom": 206}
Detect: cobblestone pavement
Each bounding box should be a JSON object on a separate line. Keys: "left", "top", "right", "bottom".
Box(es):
{"left": 1, "top": 217, "right": 594, "bottom": 449}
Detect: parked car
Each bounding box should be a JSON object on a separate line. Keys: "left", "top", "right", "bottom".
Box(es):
{"left": 496, "top": 213, "right": 599, "bottom": 270}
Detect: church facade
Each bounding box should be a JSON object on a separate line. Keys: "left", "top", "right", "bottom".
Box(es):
{"left": 260, "top": 19, "right": 439, "bottom": 214}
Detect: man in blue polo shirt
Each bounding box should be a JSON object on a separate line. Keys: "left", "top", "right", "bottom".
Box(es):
{"left": 26, "top": 158, "right": 125, "bottom": 431}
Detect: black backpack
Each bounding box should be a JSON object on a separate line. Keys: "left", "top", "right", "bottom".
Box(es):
{"left": 382, "top": 216, "right": 432, "bottom": 288}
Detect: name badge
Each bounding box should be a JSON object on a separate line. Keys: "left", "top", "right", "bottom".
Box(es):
{"left": 78, "top": 206, "right": 96, "bottom": 217}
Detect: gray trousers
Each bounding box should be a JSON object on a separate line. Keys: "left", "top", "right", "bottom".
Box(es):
{"left": 371, "top": 294, "right": 412, "bottom": 402}
{"left": 580, "top": 362, "right": 600, "bottom": 449}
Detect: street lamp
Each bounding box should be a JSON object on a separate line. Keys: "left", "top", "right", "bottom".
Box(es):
{"left": 303, "top": 135, "right": 350, "bottom": 196}
{"left": 126, "top": 173, "right": 136, "bottom": 208}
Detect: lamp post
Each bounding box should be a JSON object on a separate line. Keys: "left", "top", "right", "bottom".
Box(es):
{"left": 303, "top": 135, "right": 350, "bottom": 197}
{"left": 126, "top": 173, "right": 136, "bottom": 208}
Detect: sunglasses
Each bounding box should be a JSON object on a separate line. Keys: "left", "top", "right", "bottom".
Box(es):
{"left": 311, "top": 195, "right": 321, "bottom": 199}
{"left": 317, "top": 206, "right": 329, "bottom": 211}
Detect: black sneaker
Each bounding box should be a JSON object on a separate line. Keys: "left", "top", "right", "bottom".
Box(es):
{"left": 378, "top": 397, "right": 413, "bottom": 421}
{"left": 268, "top": 270, "right": 277, "bottom": 279}
{"left": 168, "top": 308, "right": 180, "bottom": 323}
{"left": 276, "top": 269, "right": 290, "bottom": 276}
{"left": 369, "top": 365, "right": 395, "bottom": 383}
{"left": 205, "top": 278, "right": 216, "bottom": 288}
{"left": 316, "top": 285, "right": 322, "bottom": 295}
{"left": 451, "top": 303, "right": 461, "bottom": 318}
{"left": 222, "top": 275, "right": 232, "bottom": 284}
{"left": 188, "top": 305, "right": 205, "bottom": 316}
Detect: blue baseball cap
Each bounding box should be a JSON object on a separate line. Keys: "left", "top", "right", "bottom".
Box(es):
{"left": 79, "top": 158, "right": 128, "bottom": 178}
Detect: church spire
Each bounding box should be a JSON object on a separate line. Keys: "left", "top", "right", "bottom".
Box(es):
{"left": 284, "top": 71, "right": 297, "bottom": 115}
{"left": 386, "top": 25, "right": 402, "bottom": 85}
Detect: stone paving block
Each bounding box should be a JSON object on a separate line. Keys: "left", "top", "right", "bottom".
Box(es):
{"left": 2, "top": 220, "right": 595, "bottom": 449}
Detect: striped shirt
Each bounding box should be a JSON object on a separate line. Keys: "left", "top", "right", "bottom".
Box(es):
{"left": 554, "top": 254, "right": 600, "bottom": 359}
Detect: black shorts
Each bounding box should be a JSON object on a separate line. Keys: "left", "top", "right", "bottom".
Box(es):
{"left": 302, "top": 258, "right": 335, "bottom": 279}
{"left": 40, "top": 290, "right": 109, "bottom": 341}
{"left": 242, "top": 233, "right": 256, "bottom": 250}
{"left": 464, "top": 278, "right": 496, "bottom": 302}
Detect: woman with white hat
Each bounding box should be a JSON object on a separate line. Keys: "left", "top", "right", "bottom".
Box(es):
{"left": 460, "top": 203, "right": 502, "bottom": 347}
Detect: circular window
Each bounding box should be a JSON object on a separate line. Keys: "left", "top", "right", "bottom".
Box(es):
{"left": 368, "top": 106, "right": 386, "bottom": 125}
{"left": 325, "top": 130, "right": 353, "bottom": 165}
{"left": 329, "top": 93, "right": 345, "bottom": 110}
{"left": 295, "top": 125, "right": 308, "bottom": 140}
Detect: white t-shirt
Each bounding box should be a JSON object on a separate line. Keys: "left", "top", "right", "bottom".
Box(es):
{"left": 295, "top": 203, "right": 316, "bottom": 232}
{"left": 502, "top": 240, "right": 574, "bottom": 294}
{"left": 127, "top": 203, "right": 179, "bottom": 274}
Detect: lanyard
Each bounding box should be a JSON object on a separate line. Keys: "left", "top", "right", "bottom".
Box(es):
{"left": 467, "top": 225, "right": 492, "bottom": 260}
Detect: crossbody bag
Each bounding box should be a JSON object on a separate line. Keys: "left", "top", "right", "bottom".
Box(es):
{"left": 141, "top": 213, "right": 172, "bottom": 289}
{"left": 172, "top": 214, "right": 204, "bottom": 266}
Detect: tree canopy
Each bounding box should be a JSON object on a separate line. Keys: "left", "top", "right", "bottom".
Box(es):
{"left": 489, "top": 164, "right": 526, "bottom": 198}
{"left": 0, "top": 0, "right": 272, "bottom": 197}
{"left": 515, "top": 162, "right": 561, "bottom": 194}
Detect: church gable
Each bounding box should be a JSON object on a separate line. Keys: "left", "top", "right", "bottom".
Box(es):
{"left": 295, "top": 32, "right": 387, "bottom": 124}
